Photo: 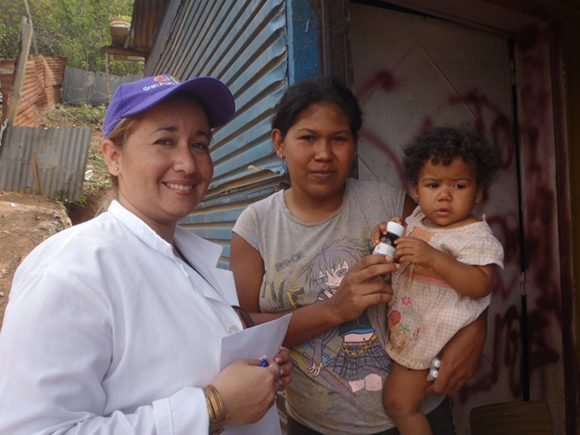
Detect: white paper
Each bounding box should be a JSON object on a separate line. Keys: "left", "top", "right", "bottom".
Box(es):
{"left": 220, "top": 313, "right": 292, "bottom": 435}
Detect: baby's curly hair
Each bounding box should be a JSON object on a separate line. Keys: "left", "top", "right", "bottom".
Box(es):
{"left": 403, "top": 127, "right": 499, "bottom": 188}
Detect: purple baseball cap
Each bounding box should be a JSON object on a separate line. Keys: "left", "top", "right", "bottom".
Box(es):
{"left": 102, "top": 74, "right": 235, "bottom": 137}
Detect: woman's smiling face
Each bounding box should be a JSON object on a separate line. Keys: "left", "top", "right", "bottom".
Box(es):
{"left": 102, "top": 94, "right": 213, "bottom": 239}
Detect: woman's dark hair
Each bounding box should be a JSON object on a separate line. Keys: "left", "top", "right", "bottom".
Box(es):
{"left": 403, "top": 127, "right": 499, "bottom": 188}
{"left": 271, "top": 77, "right": 363, "bottom": 138}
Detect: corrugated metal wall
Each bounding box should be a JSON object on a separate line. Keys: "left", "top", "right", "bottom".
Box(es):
{"left": 62, "top": 67, "right": 143, "bottom": 106}
{"left": 0, "top": 126, "right": 91, "bottom": 201}
{"left": 147, "top": 0, "right": 292, "bottom": 267}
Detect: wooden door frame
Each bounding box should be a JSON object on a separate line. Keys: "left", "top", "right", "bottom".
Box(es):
{"left": 319, "top": 0, "right": 577, "bottom": 433}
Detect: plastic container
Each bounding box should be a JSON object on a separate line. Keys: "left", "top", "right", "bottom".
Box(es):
{"left": 372, "top": 221, "right": 404, "bottom": 260}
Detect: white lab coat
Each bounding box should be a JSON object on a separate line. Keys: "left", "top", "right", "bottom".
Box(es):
{"left": 0, "top": 200, "right": 243, "bottom": 434}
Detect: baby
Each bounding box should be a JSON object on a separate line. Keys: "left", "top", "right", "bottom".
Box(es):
{"left": 378, "top": 127, "right": 504, "bottom": 435}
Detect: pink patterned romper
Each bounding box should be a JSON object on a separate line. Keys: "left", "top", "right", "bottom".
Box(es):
{"left": 386, "top": 207, "right": 504, "bottom": 370}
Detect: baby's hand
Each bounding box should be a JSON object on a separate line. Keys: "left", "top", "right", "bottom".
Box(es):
{"left": 395, "top": 236, "right": 439, "bottom": 267}
{"left": 370, "top": 217, "right": 403, "bottom": 246}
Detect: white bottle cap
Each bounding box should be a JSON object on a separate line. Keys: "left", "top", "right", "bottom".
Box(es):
{"left": 373, "top": 242, "right": 396, "bottom": 258}
{"left": 387, "top": 221, "right": 404, "bottom": 237}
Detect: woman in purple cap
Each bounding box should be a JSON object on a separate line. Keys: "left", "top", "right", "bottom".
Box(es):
{"left": 0, "top": 75, "right": 292, "bottom": 434}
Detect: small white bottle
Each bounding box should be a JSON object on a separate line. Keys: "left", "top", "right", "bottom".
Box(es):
{"left": 373, "top": 221, "right": 405, "bottom": 260}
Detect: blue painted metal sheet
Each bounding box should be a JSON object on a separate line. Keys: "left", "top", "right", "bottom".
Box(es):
{"left": 287, "top": 0, "right": 321, "bottom": 82}
{"left": 146, "top": 0, "right": 323, "bottom": 266}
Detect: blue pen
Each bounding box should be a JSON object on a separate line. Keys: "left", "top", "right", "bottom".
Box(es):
{"left": 259, "top": 357, "right": 269, "bottom": 367}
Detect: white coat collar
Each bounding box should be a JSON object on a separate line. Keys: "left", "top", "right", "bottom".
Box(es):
{"left": 108, "top": 200, "right": 238, "bottom": 306}
{"left": 174, "top": 225, "right": 239, "bottom": 306}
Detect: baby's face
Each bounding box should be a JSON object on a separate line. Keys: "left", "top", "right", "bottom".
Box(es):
{"left": 414, "top": 157, "right": 482, "bottom": 229}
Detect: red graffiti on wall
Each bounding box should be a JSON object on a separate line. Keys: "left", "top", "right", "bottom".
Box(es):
{"left": 356, "top": 55, "right": 562, "bottom": 402}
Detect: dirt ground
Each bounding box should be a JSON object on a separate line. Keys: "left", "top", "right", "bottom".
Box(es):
{"left": 0, "top": 177, "right": 107, "bottom": 328}
{"left": 0, "top": 105, "right": 110, "bottom": 327}
{"left": 0, "top": 192, "right": 72, "bottom": 326}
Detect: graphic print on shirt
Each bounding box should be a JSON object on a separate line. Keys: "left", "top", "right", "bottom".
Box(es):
{"left": 301, "top": 237, "right": 392, "bottom": 394}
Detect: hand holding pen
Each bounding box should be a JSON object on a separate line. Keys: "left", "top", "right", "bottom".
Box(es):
{"left": 260, "top": 348, "right": 293, "bottom": 390}
{"left": 209, "top": 348, "right": 293, "bottom": 426}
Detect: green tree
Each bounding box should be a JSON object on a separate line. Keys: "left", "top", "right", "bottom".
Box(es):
{"left": 0, "top": 1, "right": 28, "bottom": 58}
{"left": 0, "top": 0, "right": 142, "bottom": 75}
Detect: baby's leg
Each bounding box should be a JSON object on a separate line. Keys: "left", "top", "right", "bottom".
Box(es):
{"left": 383, "top": 362, "right": 432, "bottom": 435}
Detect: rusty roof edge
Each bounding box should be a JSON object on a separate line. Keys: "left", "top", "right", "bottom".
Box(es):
{"left": 145, "top": 0, "right": 181, "bottom": 72}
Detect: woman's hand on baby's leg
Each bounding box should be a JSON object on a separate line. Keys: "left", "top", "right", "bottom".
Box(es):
{"left": 426, "top": 313, "right": 486, "bottom": 395}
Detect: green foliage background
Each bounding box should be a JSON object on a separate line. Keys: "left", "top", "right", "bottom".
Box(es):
{"left": 0, "top": 0, "right": 142, "bottom": 75}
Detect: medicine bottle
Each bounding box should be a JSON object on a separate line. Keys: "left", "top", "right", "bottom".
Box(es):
{"left": 372, "top": 221, "right": 404, "bottom": 260}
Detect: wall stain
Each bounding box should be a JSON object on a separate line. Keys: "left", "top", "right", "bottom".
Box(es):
{"left": 356, "top": 46, "right": 562, "bottom": 405}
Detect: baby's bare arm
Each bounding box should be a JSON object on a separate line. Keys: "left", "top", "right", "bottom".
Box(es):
{"left": 395, "top": 237, "right": 496, "bottom": 298}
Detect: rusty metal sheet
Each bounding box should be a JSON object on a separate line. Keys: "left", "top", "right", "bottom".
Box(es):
{"left": 0, "top": 126, "right": 91, "bottom": 201}
{"left": 0, "top": 56, "right": 67, "bottom": 126}
{"left": 130, "top": 0, "right": 167, "bottom": 51}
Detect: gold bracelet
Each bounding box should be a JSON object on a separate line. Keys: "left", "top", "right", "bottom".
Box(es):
{"left": 208, "top": 385, "right": 223, "bottom": 421}
{"left": 203, "top": 384, "right": 229, "bottom": 426}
